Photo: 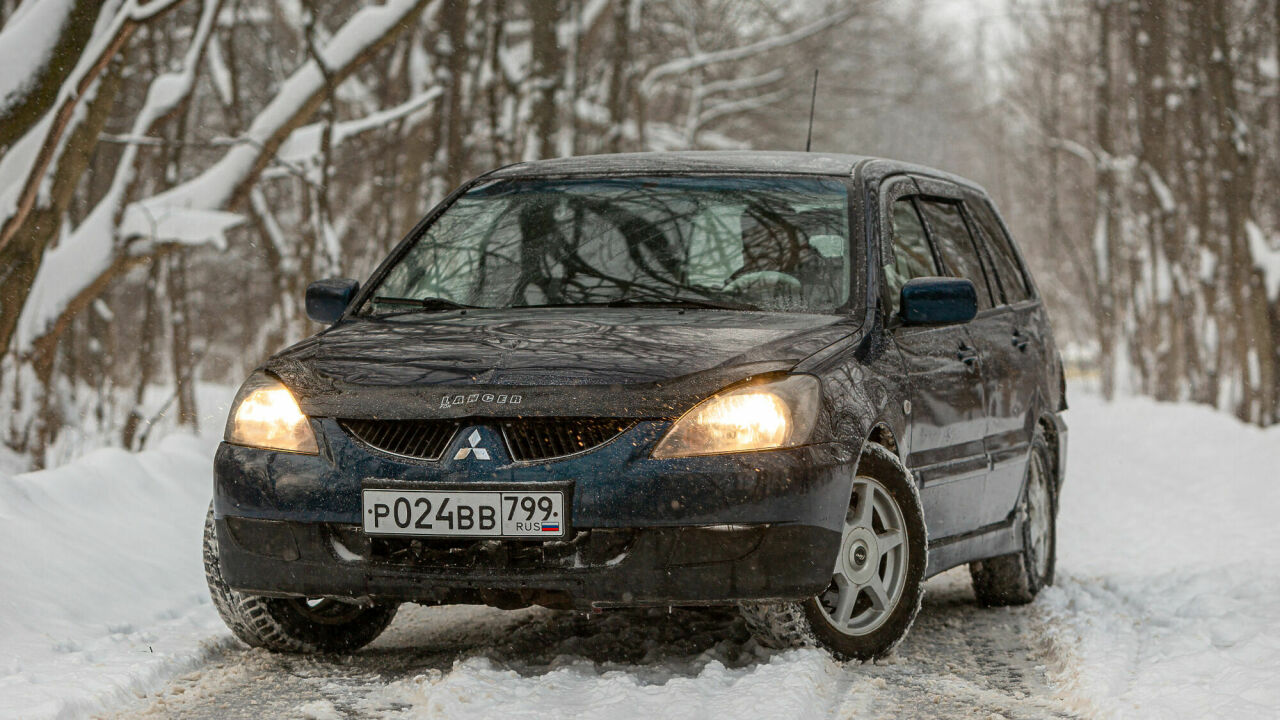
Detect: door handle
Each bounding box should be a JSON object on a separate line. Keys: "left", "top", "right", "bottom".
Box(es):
{"left": 956, "top": 343, "right": 980, "bottom": 366}
{"left": 1011, "top": 329, "right": 1031, "bottom": 352}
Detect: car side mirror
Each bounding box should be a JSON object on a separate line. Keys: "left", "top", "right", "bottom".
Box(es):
{"left": 305, "top": 278, "right": 360, "bottom": 324}
{"left": 900, "top": 277, "right": 977, "bottom": 326}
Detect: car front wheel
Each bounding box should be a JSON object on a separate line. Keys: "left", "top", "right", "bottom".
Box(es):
{"left": 741, "top": 444, "right": 927, "bottom": 660}
{"left": 203, "top": 505, "right": 398, "bottom": 653}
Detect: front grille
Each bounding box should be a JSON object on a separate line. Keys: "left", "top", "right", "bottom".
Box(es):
{"left": 339, "top": 418, "right": 459, "bottom": 460}
{"left": 501, "top": 417, "right": 635, "bottom": 461}
{"left": 339, "top": 417, "right": 634, "bottom": 461}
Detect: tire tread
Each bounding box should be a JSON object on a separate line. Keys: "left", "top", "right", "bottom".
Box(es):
{"left": 202, "top": 506, "right": 396, "bottom": 653}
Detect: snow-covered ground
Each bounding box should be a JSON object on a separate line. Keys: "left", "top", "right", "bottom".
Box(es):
{"left": 1, "top": 392, "right": 1278, "bottom": 718}
{"left": 1042, "top": 395, "right": 1280, "bottom": 718}
{"left": 0, "top": 384, "right": 235, "bottom": 719}
{"left": 0, "top": 435, "right": 229, "bottom": 718}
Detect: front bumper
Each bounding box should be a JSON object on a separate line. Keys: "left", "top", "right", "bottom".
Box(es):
{"left": 215, "top": 517, "right": 838, "bottom": 608}
{"left": 213, "top": 419, "right": 852, "bottom": 607}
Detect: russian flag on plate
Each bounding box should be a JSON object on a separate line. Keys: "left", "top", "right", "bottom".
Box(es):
{"left": 542, "top": 522, "right": 560, "bottom": 532}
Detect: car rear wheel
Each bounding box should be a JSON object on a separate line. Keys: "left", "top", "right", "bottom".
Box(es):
{"left": 741, "top": 444, "right": 927, "bottom": 660}
{"left": 969, "top": 431, "right": 1056, "bottom": 606}
{"left": 203, "top": 505, "right": 398, "bottom": 653}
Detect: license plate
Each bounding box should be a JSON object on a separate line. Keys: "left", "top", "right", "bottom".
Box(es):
{"left": 362, "top": 489, "right": 566, "bottom": 538}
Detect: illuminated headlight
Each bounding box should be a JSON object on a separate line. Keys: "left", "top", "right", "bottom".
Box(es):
{"left": 224, "top": 372, "right": 318, "bottom": 454}
{"left": 652, "top": 375, "right": 821, "bottom": 458}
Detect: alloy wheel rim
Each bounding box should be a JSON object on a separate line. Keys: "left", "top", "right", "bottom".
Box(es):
{"left": 817, "top": 476, "right": 909, "bottom": 636}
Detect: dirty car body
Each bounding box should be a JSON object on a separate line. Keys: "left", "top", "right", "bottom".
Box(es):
{"left": 212, "top": 151, "right": 1068, "bottom": 615}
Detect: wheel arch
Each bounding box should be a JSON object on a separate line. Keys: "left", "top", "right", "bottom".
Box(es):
{"left": 865, "top": 422, "right": 900, "bottom": 458}
{"left": 851, "top": 423, "right": 913, "bottom": 495}
{"left": 1036, "top": 412, "right": 1063, "bottom": 496}
{"left": 848, "top": 420, "right": 909, "bottom": 488}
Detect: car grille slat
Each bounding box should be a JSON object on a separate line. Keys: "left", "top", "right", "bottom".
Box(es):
{"left": 407, "top": 425, "right": 436, "bottom": 458}
{"left": 339, "top": 417, "right": 634, "bottom": 462}
{"left": 501, "top": 417, "right": 635, "bottom": 462}
{"left": 340, "top": 419, "right": 460, "bottom": 460}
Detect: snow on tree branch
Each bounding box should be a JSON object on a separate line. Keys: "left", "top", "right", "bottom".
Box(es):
{"left": 0, "top": 0, "right": 186, "bottom": 255}
{"left": 14, "top": 0, "right": 222, "bottom": 354}
{"left": 13, "top": 0, "right": 435, "bottom": 357}
{"left": 274, "top": 86, "right": 443, "bottom": 166}
{"left": 117, "top": 0, "right": 435, "bottom": 242}
{"left": 639, "top": 7, "right": 859, "bottom": 97}
{"left": 694, "top": 69, "right": 786, "bottom": 100}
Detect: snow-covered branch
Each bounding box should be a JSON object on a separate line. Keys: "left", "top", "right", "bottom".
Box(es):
{"left": 274, "top": 86, "right": 443, "bottom": 166}
{"left": 694, "top": 69, "right": 786, "bottom": 100}
{"left": 639, "top": 7, "right": 859, "bottom": 97}
{"left": 0, "top": 0, "right": 186, "bottom": 254}
{"left": 694, "top": 89, "right": 789, "bottom": 130}
{"left": 14, "top": 0, "right": 436, "bottom": 357}
{"left": 119, "top": 0, "right": 436, "bottom": 244}
{"left": 15, "top": 0, "right": 223, "bottom": 354}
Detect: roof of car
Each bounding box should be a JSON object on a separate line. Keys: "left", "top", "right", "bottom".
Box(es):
{"left": 483, "top": 151, "right": 987, "bottom": 194}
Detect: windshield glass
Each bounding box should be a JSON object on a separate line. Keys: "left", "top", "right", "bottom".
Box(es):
{"left": 366, "top": 175, "right": 852, "bottom": 314}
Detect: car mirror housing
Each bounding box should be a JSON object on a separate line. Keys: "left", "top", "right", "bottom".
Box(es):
{"left": 305, "top": 278, "right": 360, "bottom": 324}
{"left": 899, "top": 277, "right": 978, "bottom": 326}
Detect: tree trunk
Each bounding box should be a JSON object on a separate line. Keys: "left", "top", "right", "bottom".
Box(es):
{"left": 605, "top": 0, "right": 632, "bottom": 152}
{"left": 1094, "top": 0, "right": 1120, "bottom": 400}
{"left": 441, "top": 0, "right": 469, "bottom": 190}
{"left": 166, "top": 253, "right": 198, "bottom": 427}
{"left": 526, "top": 0, "right": 563, "bottom": 160}
{"left": 122, "top": 261, "right": 164, "bottom": 451}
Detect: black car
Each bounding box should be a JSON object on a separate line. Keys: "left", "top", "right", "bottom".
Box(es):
{"left": 204, "top": 151, "right": 1067, "bottom": 661}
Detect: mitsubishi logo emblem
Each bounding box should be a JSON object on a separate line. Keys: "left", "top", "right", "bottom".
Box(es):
{"left": 453, "top": 430, "right": 491, "bottom": 460}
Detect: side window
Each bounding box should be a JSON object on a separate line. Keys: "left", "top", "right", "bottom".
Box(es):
{"left": 885, "top": 198, "right": 938, "bottom": 318}
{"left": 968, "top": 199, "right": 1032, "bottom": 303}
{"left": 916, "top": 199, "right": 994, "bottom": 310}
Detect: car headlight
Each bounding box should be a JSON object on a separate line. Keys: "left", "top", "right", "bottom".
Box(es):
{"left": 652, "top": 374, "right": 821, "bottom": 458}
{"left": 224, "top": 372, "right": 319, "bottom": 454}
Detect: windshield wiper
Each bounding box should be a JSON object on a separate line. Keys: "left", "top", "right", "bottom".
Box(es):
{"left": 370, "top": 296, "right": 477, "bottom": 311}
{"left": 521, "top": 297, "right": 757, "bottom": 311}
{"left": 603, "top": 297, "right": 758, "bottom": 311}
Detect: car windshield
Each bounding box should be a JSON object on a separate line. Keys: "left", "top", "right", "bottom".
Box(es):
{"left": 365, "top": 175, "right": 852, "bottom": 314}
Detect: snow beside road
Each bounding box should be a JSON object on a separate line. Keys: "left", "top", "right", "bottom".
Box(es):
{"left": 0, "top": 434, "right": 227, "bottom": 719}
{"left": 1042, "top": 394, "right": 1280, "bottom": 718}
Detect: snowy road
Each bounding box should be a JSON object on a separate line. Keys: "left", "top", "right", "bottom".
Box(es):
{"left": 112, "top": 570, "right": 1074, "bottom": 719}
{"left": 9, "top": 393, "right": 1280, "bottom": 718}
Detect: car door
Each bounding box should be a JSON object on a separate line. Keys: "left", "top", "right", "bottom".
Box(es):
{"left": 911, "top": 182, "right": 1009, "bottom": 531}
{"left": 880, "top": 177, "right": 988, "bottom": 540}
{"left": 963, "top": 193, "right": 1044, "bottom": 524}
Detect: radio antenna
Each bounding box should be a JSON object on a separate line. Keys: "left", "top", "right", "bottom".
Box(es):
{"left": 805, "top": 69, "right": 819, "bottom": 152}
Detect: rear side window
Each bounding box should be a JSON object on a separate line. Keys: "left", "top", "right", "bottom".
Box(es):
{"left": 968, "top": 199, "right": 1032, "bottom": 303}
{"left": 916, "top": 199, "right": 994, "bottom": 310}
{"left": 884, "top": 198, "right": 938, "bottom": 318}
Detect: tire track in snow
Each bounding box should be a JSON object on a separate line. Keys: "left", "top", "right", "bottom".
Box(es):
{"left": 826, "top": 571, "right": 1077, "bottom": 719}
{"left": 109, "top": 570, "right": 1076, "bottom": 719}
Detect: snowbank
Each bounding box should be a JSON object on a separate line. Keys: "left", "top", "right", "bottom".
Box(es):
{"left": 0, "top": 434, "right": 227, "bottom": 719}
{"left": 1042, "top": 394, "right": 1280, "bottom": 718}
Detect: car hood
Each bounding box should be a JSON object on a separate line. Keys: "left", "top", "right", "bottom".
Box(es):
{"left": 265, "top": 308, "right": 856, "bottom": 418}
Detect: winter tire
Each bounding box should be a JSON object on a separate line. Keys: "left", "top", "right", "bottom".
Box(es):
{"left": 203, "top": 505, "right": 398, "bottom": 653}
{"left": 741, "top": 443, "right": 927, "bottom": 661}
{"left": 969, "top": 430, "right": 1056, "bottom": 606}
